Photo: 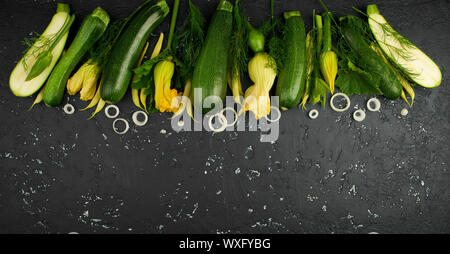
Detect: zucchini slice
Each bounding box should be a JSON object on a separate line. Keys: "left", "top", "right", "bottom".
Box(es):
{"left": 9, "top": 4, "right": 74, "bottom": 97}
{"left": 367, "top": 4, "right": 442, "bottom": 88}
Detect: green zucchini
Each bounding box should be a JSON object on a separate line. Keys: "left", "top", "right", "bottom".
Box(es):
{"left": 191, "top": 0, "right": 233, "bottom": 114}
{"left": 10, "top": 4, "right": 74, "bottom": 97}
{"left": 367, "top": 4, "right": 442, "bottom": 88}
{"left": 43, "top": 7, "right": 110, "bottom": 106}
{"left": 340, "top": 16, "right": 402, "bottom": 99}
{"left": 101, "top": 0, "right": 169, "bottom": 103}
{"left": 275, "top": 11, "right": 307, "bottom": 109}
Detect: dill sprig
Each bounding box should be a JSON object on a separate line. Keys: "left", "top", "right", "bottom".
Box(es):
{"left": 21, "top": 14, "right": 74, "bottom": 72}
{"left": 21, "top": 32, "right": 50, "bottom": 71}
{"left": 172, "top": 0, "right": 206, "bottom": 84}
{"left": 88, "top": 19, "right": 126, "bottom": 68}
{"left": 228, "top": 0, "right": 249, "bottom": 80}
{"left": 266, "top": 17, "right": 287, "bottom": 73}
{"left": 351, "top": 7, "right": 418, "bottom": 79}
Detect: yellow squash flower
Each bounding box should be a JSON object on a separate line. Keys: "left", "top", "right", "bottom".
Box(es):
{"left": 154, "top": 59, "right": 181, "bottom": 113}
{"left": 67, "top": 61, "right": 100, "bottom": 101}
{"left": 320, "top": 50, "right": 338, "bottom": 94}
{"left": 227, "top": 72, "right": 244, "bottom": 104}
{"left": 243, "top": 52, "right": 277, "bottom": 119}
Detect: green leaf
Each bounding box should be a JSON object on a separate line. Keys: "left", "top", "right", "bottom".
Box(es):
{"left": 132, "top": 50, "right": 170, "bottom": 90}
{"left": 335, "top": 60, "right": 382, "bottom": 95}
{"left": 132, "top": 71, "right": 153, "bottom": 90}
{"left": 25, "top": 51, "right": 53, "bottom": 81}
{"left": 172, "top": 0, "right": 206, "bottom": 83}
{"left": 309, "top": 78, "right": 329, "bottom": 108}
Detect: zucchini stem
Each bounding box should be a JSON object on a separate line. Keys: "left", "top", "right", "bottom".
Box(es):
{"left": 315, "top": 15, "right": 323, "bottom": 53}
{"left": 322, "top": 12, "right": 331, "bottom": 52}
{"left": 271, "top": 0, "right": 274, "bottom": 26}
{"left": 56, "top": 3, "right": 70, "bottom": 13}
{"left": 166, "top": 0, "right": 180, "bottom": 50}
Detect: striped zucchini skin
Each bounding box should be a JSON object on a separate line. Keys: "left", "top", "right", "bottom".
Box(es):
{"left": 43, "top": 7, "right": 110, "bottom": 107}
{"left": 276, "top": 11, "right": 307, "bottom": 109}
{"left": 191, "top": 0, "right": 233, "bottom": 114}
{"left": 100, "top": 1, "right": 169, "bottom": 103}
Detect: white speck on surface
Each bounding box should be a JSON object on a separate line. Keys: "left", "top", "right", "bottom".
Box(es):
{"left": 401, "top": 108, "right": 409, "bottom": 116}
{"left": 349, "top": 185, "right": 356, "bottom": 196}
{"left": 160, "top": 129, "right": 167, "bottom": 134}
{"left": 235, "top": 168, "right": 241, "bottom": 174}
{"left": 368, "top": 209, "right": 380, "bottom": 218}
{"left": 306, "top": 194, "right": 318, "bottom": 202}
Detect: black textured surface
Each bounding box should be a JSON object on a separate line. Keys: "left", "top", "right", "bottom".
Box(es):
{"left": 0, "top": 0, "right": 449, "bottom": 234}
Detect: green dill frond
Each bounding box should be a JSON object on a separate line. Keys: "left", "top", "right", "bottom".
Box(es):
{"left": 267, "top": 17, "right": 286, "bottom": 72}
{"left": 228, "top": 0, "right": 249, "bottom": 79}
{"left": 21, "top": 32, "right": 42, "bottom": 52}
{"left": 172, "top": 0, "right": 206, "bottom": 83}
{"left": 351, "top": 6, "right": 418, "bottom": 78}
{"left": 20, "top": 14, "right": 73, "bottom": 71}
{"left": 89, "top": 19, "right": 126, "bottom": 68}
{"left": 21, "top": 32, "right": 50, "bottom": 71}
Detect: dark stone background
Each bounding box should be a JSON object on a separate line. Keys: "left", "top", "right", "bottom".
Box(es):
{"left": 0, "top": 0, "right": 449, "bottom": 234}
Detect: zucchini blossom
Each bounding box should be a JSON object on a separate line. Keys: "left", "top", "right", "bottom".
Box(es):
{"left": 154, "top": 59, "right": 181, "bottom": 113}
{"left": 320, "top": 51, "right": 338, "bottom": 94}
{"left": 67, "top": 61, "right": 100, "bottom": 101}
{"left": 227, "top": 72, "right": 244, "bottom": 104}
{"left": 319, "top": 12, "right": 337, "bottom": 94}
{"left": 243, "top": 52, "right": 277, "bottom": 119}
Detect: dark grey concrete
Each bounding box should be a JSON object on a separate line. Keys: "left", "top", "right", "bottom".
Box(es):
{"left": 0, "top": 0, "right": 449, "bottom": 233}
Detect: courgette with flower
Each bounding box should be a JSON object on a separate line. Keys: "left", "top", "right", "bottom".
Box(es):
{"left": 65, "top": 19, "right": 128, "bottom": 119}
{"left": 153, "top": 0, "right": 182, "bottom": 113}
{"left": 101, "top": 0, "right": 169, "bottom": 103}
{"left": 43, "top": 7, "right": 110, "bottom": 107}
{"left": 10, "top": 3, "right": 74, "bottom": 98}
{"left": 132, "top": 0, "right": 183, "bottom": 113}
{"left": 67, "top": 18, "right": 125, "bottom": 103}
{"left": 319, "top": 11, "right": 338, "bottom": 94}
{"left": 308, "top": 13, "right": 330, "bottom": 108}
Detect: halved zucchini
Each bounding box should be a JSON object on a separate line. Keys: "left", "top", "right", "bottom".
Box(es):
{"left": 367, "top": 4, "right": 442, "bottom": 88}
{"left": 10, "top": 4, "right": 73, "bottom": 97}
